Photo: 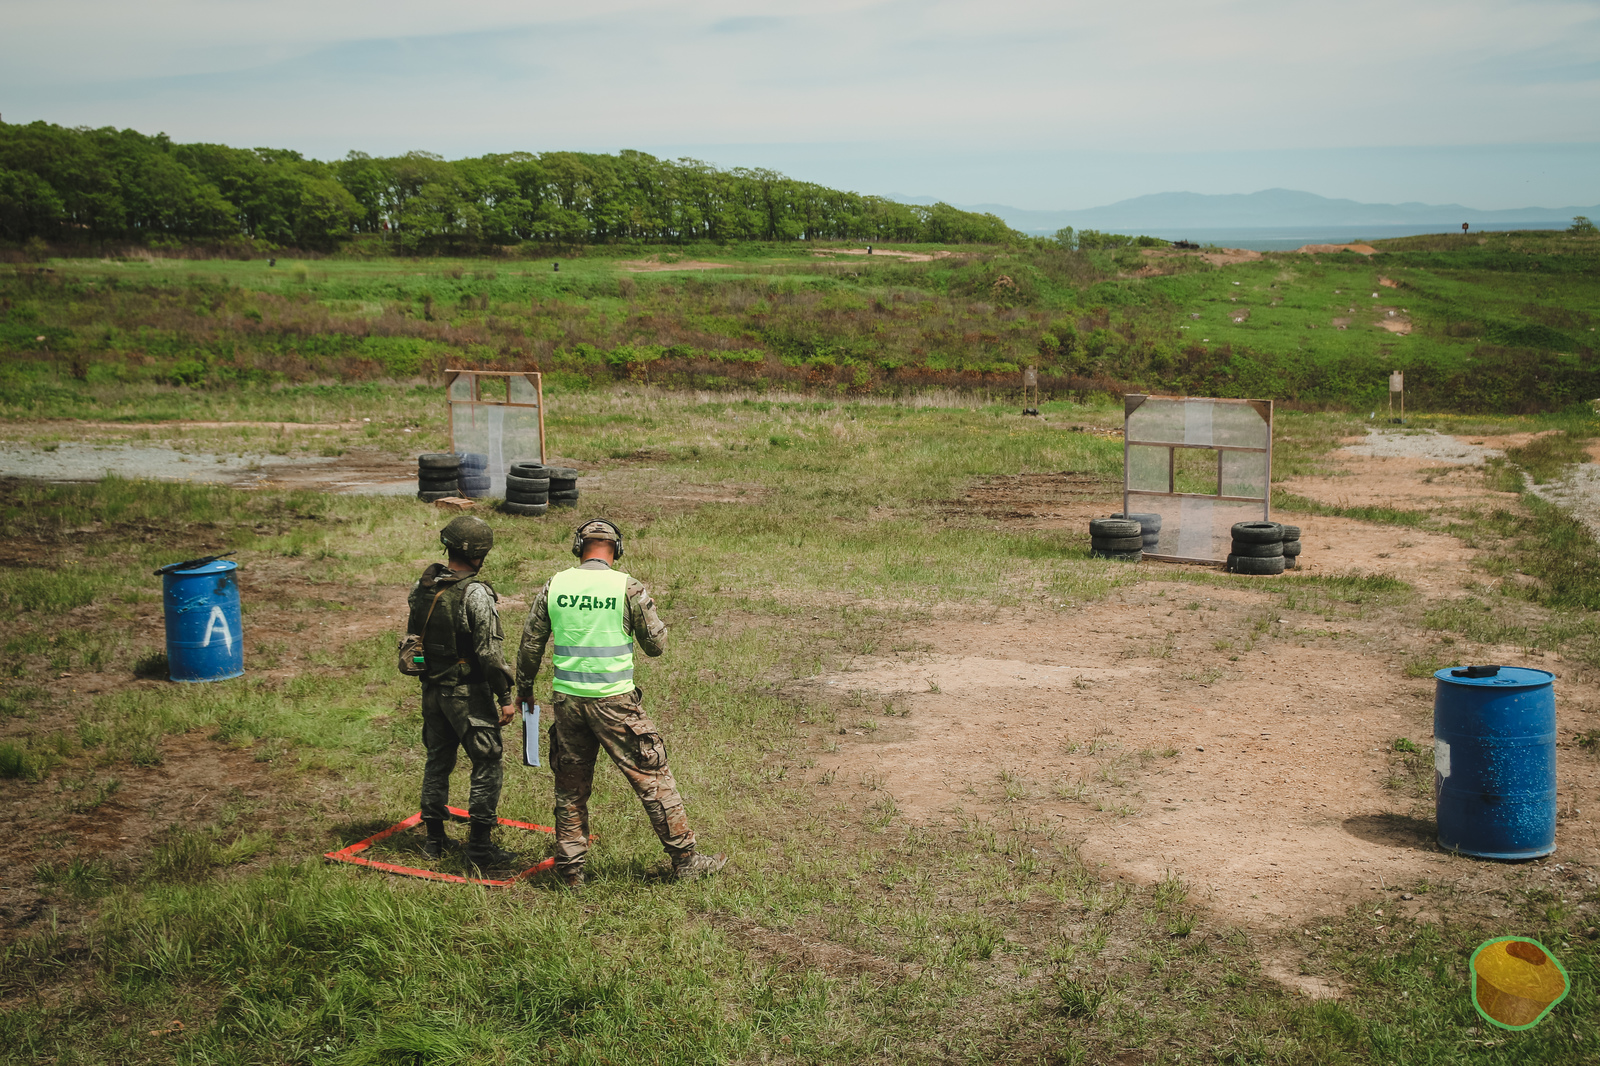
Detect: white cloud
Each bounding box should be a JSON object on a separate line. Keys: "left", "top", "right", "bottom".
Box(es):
{"left": 3, "top": 0, "right": 1597, "bottom": 205}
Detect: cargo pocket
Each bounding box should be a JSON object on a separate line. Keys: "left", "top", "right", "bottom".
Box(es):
{"left": 441, "top": 689, "right": 474, "bottom": 737}
{"left": 626, "top": 720, "right": 666, "bottom": 771}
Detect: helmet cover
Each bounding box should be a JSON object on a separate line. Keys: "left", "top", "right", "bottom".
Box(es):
{"left": 440, "top": 515, "right": 494, "bottom": 557}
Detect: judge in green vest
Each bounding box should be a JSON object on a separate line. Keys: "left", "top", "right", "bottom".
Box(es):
{"left": 517, "top": 519, "right": 727, "bottom": 887}
{"left": 407, "top": 515, "right": 519, "bottom": 869}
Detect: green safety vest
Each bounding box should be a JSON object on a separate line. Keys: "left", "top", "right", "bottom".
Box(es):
{"left": 548, "top": 567, "right": 634, "bottom": 698}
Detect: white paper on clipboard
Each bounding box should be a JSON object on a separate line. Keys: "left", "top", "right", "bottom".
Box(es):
{"left": 521, "top": 703, "right": 540, "bottom": 767}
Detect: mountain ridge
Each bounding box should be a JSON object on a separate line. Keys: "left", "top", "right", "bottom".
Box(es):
{"left": 883, "top": 188, "right": 1598, "bottom": 234}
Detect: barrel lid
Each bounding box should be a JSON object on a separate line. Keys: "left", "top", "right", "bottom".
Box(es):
{"left": 170, "top": 559, "right": 238, "bottom": 576}
{"left": 1434, "top": 665, "right": 1553, "bottom": 688}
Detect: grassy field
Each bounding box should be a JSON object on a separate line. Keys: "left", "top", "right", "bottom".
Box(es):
{"left": 2, "top": 228, "right": 1597, "bottom": 419}
{"left": 3, "top": 390, "right": 1599, "bottom": 1064}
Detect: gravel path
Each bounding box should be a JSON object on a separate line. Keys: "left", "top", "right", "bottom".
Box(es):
{"left": 0, "top": 442, "right": 319, "bottom": 484}
{"left": 0, "top": 442, "right": 414, "bottom": 495}
{"left": 1337, "top": 428, "right": 1503, "bottom": 465}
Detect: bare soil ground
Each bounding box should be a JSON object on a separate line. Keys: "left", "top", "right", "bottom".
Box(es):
{"left": 801, "top": 441, "right": 1600, "bottom": 960}
{"left": 617, "top": 258, "right": 736, "bottom": 272}
{"left": 1140, "top": 248, "right": 1264, "bottom": 268}
{"left": 1295, "top": 244, "right": 1379, "bottom": 255}
{"left": 819, "top": 249, "right": 958, "bottom": 263}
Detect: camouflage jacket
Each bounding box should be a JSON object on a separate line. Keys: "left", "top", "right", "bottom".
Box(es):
{"left": 516, "top": 559, "right": 667, "bottom": 703}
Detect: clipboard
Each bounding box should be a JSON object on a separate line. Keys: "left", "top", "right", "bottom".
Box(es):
{"left": 521, "top": 702, "right": 540, "bottom": 767}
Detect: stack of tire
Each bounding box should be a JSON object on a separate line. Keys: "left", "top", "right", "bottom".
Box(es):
{"left": 455, "top": 452, "right": 490, "bottom": 498}
{"left": 1228, "top": 522, "right": 1286, "bottom": 575}
{"left": 503, "top": 462, "right": 551, "bottom": 516}
{"left": 1088, "top": 517, "right": 1143, "bottom": 561}
{"left": 547, "top": 467, "right": 580, "bottom": 509}
{"left": 1280, "top": 525, "right": 1303, "bottom": 569}
{"left": 1110, "top": 512, "right": 1161, "bottom": 554}
{"left": 417, "top": 453, "right": 459, "bottom": 501}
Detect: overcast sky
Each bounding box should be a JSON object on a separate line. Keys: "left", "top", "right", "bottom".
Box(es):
{"left": 4, "top": 0, "right": 1599, "bottom": 210}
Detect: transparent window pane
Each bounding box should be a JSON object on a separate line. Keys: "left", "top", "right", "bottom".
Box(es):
{"left": 1221, "top": 450, "right": 1268, "bottom": 498}
{"left": 1128, "top": 445, "right": 1171, "bottom": 492}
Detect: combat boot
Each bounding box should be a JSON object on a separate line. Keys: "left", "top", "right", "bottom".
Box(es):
{"left": 555, "top": 867, "right": 584, "bottom": 891}
{"left": 421, "top": 819, "right": 450, "bottom": 860}
{"left": 672, "top": 849, "right": 728, "bottom": 881}
{"left": 464, "top": 822, "right": 518, "bottom": 870}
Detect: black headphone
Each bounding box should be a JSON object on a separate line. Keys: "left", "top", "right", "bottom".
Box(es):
{"left": 570, "top": 519, "right": 624, "bottom": 560}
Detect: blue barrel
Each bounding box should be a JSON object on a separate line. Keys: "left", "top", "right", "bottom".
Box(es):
{"left": 162, "top": 560, "right": 244, "bottom": 683}
{"left": 1434, "top": 666, "right": 1556, "bottom": 859}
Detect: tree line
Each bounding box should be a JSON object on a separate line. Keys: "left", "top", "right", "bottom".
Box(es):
{"left": 0, "top": 120, "right": 1022, "bottom": 252}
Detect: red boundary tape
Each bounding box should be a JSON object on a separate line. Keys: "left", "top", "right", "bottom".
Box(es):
{"left": 323, "top": 805, "right": 557, "bottom": 887}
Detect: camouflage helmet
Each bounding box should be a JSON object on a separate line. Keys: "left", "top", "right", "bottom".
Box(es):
{"left": 571, "top": 519, "right": 624, "bottom": 560}
{"left": 440, "top": 515, "right": 494, "bottom": 557}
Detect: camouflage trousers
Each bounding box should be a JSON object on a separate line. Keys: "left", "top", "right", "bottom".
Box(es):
{"left": 549, "top": 688, "right": 695, "bottom": 875}
{"left": 420, "top": 681, "right": 504, "bottom": 829}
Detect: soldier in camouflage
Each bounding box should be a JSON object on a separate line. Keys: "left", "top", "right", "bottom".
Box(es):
{"left": 408, "top": 515, "right": 518, "bottom": 869}
{"left": 517, "top": 519, "right": 727, "bottom": 888}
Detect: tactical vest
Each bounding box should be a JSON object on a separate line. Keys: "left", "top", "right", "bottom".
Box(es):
{"left": 548, "top": 567, "right": 634, "bottom": 698}
{"left": 407, "top": 568, "right": 493, "bottom": 687}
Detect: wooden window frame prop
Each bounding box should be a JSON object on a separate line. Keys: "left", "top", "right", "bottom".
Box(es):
{"left": 1123, "top": 393, "right": 1273, "bottom": 565}
{"left": 444, "top": 370, "right": 547, "bottom": 464}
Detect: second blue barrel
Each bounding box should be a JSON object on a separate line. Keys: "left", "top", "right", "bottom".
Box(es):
{"left": 162, "top": 559, "right": 244, "bottom": 683}
{"left": 1434, "top": 666, "right": 1555, "bottom": 859}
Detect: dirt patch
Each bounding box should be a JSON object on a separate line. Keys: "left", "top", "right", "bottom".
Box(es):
{"left": 1141, "top": 248, "right": 1263, "bottom": 267}
{"left": 0, "top": 731, "right": 294, "bottom": 947}
{"left": 937, "top": 471, "right": 1118, "bottom": 526}
{"left": 793, "top": 465, "right": 1600, "bottom": 931}
{"left": 802, "top": 588, "right": 1600, "bottom": 930}
{"left": 1375, "top": 307, "right": 1413, "bottom": 334}
{"left": 822, "top": 249, "right": 959, "bottom": 263}
{"left": 1378, "top": 277, "right": 1399, "bottom": 289}
{"left": 1294, "top": 244, "right": 1378, "bottom": 256}
{"left": 617, "top": 258, "right": 736, "bottom": 273}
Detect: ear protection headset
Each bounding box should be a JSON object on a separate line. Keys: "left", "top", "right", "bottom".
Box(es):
{"left": 571, "top": 519, "right": 625, "bottom": 560}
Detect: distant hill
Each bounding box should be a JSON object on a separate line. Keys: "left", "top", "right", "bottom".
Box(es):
{"left": 886, "top": 188, "right": 1599, "bottom": 235}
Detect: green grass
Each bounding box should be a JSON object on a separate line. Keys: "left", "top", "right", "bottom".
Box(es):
{"left": 5, "top": 391, "right": 1600, "bottom": 1062}
{"left": 4, "top": 228, "right": 1598, "bottom": 415}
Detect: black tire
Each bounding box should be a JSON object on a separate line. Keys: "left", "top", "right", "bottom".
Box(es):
{"left": 549, "top": 482, "right": 577, "bottom": 495}
{"left": 418, "top": 475, "right": 458, "bottom": 488}
{"left": 509, "top": 463, "right": 549, "bottom": 479}
{"left": 1110, "top": 512, "right": 1163, "bottom": 533}
{"left": 1234, "top": 555, "right": 1286, "bottom": 575}
{"left": 546, "top": 466, "right": 580, "bottom": 480}
{"left": 1279, "top": 525, "right": 1301, "bottom": 542}
{"left": 1091, "top": 535, "right": 1145, "bottom": 552}
{"left": 417, "top": 490, "right": 457, "bottom": 502}
{"left": 549, "top": 490, "right": 580, "bottom": 502}
{"left": 506, "top": 474, "right": 551, "bottom": 494}
{"left": 1226, "top": 554, "right": 1239, "bottom": 571}
{"left": 1231, "top": 541, "right": 1284, "bottom": 559}
{"left": 1286, "top": 557, "right": 1300, "bottom": 569}
{"left": 1089, "top": 549, "right": 1142, "bottom": 561}
{"left": 500, "top": 501, "right": 549, "bottom": 517}
{"left": 1089, "top": 518, "right": 1142, "bottom": 539}
{"left": 1231, "top": 521, "right": 1283, "bottom": 545}
{"left": 458, "top": 475, "right": 491, "bottom": 491}
{"left": 1281, "top": 539, "right": 1303, "bottom": 557}
{"left": 455, "top": 452, "right": 488, "bottom": 469}
{"left": 418, "top": 453, "right": 460, "bottom": 471}
{"left": 505, "top": 491, "right": 549, "bottom": 506}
